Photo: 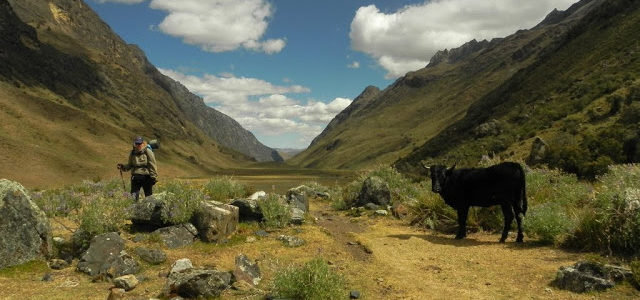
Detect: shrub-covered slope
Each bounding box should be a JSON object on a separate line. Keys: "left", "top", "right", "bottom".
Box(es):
{"left": 396, "top": 0, "right": 640, "bottom": 178}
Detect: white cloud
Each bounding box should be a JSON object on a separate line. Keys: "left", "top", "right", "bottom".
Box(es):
{"left": 149, "top": 0, "right": 285, "bottom": 54}
{"left": 350, "top": 0, "right": 577, "bottom": 78}
{"left": 159, "top": 69, "right": 351, "bottom": 147}
{"left": 347, "top": 61, "right": 360, "bottom": 69}
{"left": 97, "top": 0, "right": 145, "bottom": 4}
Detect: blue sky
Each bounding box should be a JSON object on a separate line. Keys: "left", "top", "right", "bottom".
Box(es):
{"left": 87, "top": 0, "right": 575, "bottom": 149}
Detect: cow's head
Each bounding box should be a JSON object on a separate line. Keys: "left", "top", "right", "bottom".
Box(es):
{"left": 427, "top": 164, "right": 455, "bottom": 194}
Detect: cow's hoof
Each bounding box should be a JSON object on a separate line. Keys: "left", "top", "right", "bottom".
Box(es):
{"left": 454, "top": 234, "right": 466, "bottom": 240}
{"left": 499, "top": 238, "right": 506, "bottom": 243}
{"left": 516, "top": 237, "right": 524, "bottom": 243}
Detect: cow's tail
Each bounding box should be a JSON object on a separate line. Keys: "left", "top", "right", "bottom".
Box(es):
{"left": 520, "top": 165, "right": 528, "bottom": 216}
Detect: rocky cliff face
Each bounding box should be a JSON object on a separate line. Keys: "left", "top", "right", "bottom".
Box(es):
{"left": 4, "top": 0, "right": 281, "bottom": 163}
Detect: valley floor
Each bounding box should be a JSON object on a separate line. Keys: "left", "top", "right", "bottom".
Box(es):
{"left": 1, "top": 201, "right": 638, "bottom": 299}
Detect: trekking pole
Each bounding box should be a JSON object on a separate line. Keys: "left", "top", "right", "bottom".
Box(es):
{"left": 119, "top": 168, "right": 126, "bottom": 192}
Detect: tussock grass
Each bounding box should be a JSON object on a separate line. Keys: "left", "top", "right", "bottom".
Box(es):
{"left": 271, "top": 258, "right": 346, "bottom": 300}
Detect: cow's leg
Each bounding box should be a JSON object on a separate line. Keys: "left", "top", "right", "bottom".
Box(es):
{"left": 500, "top": 204, "right": 514, "bottom": 243}
{"left": 455, "top": 207, "right": 469, "bottom": 239}
{"left": 515, "top": 210, "right": 524, "bottom": 243}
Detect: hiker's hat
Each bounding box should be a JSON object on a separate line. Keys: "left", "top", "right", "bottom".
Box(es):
{"left": 133, "top": 136, "right": 144, "bottom": 145}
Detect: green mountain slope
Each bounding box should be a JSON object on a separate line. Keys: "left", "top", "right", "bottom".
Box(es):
{"left": 0, "top": 0, "right": 278, "bottom": 187}
{"left": 396, "top": 0, "right": 640, "bottom": 178}
{"left": 291, "top": 0, "right": 635, "bottom": 175}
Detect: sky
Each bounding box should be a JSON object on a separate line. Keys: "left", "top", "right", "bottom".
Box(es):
{"left": 87, "top": 0, "right": 577, "bottom": 149}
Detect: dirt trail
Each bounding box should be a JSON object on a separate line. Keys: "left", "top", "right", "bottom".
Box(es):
{"left": 310, "top": 202, "right": 639, "bottom": 300}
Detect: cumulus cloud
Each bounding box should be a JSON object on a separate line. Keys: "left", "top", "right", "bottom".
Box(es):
{"left": 97, "top": 0, "right": 145, "bottom": 3}
{"left": 350, "top": 0, "right": 576, "bottom": 78}
{"left": 159, "top": 69, "right": 351, "bottom": 147}
{"left": 347, "top": 61, "right": 360, "bottom": 69}
{"left": 149, "top": 0, "right": 285, "bottom": 54}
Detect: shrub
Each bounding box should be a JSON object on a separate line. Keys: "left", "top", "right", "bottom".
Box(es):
{"left": 362, "top": 165, "right": 423, "bottom": 205}
{"left": 566, "top": 164, "right": 640, "bottom": 255}
{"left": 525, "top": 202, "right": 575, "bottom": 244}
{"left": 631, "top": 259, "right": 640, "bottom": 288}
{"left": 78, "top": 193, "right": 132, "bottom": 237}
{"left": 157, "top": 180, "right": 204, "bottom": 224}
{"left": 259, "top": 193, "right": 291, "bottom": 228}
{"left": 271, "top": 258, "right": 346, "bottom": 300}
{"left": 31, "top": 189, "right": 83, "bottom": 217}
{"left": 202, "top": 176, "right": 247, "bottom": 202}
{"left": 409, "top": 191, "right": 457, "bottom": 230}
{"left": 336, "top": 180, "right": 362, "bottom": 209}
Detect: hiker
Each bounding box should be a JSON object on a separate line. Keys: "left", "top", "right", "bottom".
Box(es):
{"left": 117, "top": 136, "right": 158, "bottom": 201}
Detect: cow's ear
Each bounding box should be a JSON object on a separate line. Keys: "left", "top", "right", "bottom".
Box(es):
{"left": 421, "top": 162, "right": 430, "bottom": 171}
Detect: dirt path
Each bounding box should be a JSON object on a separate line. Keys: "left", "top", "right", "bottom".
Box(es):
{"left": 310, "top": 201, "right": 639, "bottom": 300}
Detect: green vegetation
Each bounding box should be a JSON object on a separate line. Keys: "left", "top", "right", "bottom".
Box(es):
{"left": 156, "top": 180, "right": 204, "bottom": 224}
{"left": 258, "top": 193, "right": 291, "bottom": 228}
{"left": 271, "top": 258, "right": 347, "bottom": 300}
{"left": 202, "top": 176, "right": 248, "bottom": 202}
{"left": 632, "top": 259, "right": 640, "bottom": 287}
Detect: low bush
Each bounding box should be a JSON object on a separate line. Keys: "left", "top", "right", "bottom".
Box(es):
{"left": 78, "top": 194, "right": 132, "bottom": 237}
{"left": 409, "top": 191, "right": 456, "bottom": 230}
{"left": 259, "top": 193, "right": 291, "bottom": 228}
{"left": 631, "top": 259, "right": 640, "bottom": 288}
{"left": 271, "top": 258, "right": 346, "bottom": 300}
{"left": 202, "top": 176, "right": 247, "bottom": 202}
{"left": 157, "top": 180, "right": 204, "bottom": 224}
{"left": 525, "top": 202, "right": 576, "bottom": 245}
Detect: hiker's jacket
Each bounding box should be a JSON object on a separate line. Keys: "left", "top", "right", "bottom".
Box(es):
{"left": 122, "top": 147, "right": 157, "bottom": 179}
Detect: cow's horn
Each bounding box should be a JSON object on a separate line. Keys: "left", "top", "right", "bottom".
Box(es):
{"left": 421, "top": 162, "right": 430, "bottom": 170}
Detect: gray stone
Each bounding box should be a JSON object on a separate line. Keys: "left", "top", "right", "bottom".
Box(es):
{"left": 127, "top": 194, "right": 170, "bottom": 228}
{"left": 248, "top": 191, "right": 266, "bottom": 200}
{"left": 163, "top": 268, "right": 232, "bottom": 298}
{"left": 277, "top": 235, "right": 305, "bottom": 247}
{"left": 48, "top": 258, "right": 69, "bottom": 270}
{"left": 76, "top": 232, "right": 140, "bottom": 278}
{"left": 374, "top": 210, "right": 389, "bottom": 216}
{"left": 153, "top": 223, "right": 198, "bottom": 248}
{"left": 192, "top": 200, "right": 239, "bottom": 243}
{"left": 170, "top": 258, "right": 194, "bottom": 274}
{"left": 553, "top": 261, "right": 633, "bottom": 293}
{"left": 230, "top": 198, "right": 263, "bottom": 222}
{"left": 473, "top": 119, "right": 502, "bottom": 137}
{"left": 527, "top": 136, "right": 548, "bottom": 165}
{"left": 234, "top": 254, "right": 261, "bottom": 286}
{"left": 0, "top": 179, "right": 52, "bottom": 269}
{"left": 255, "top": 230, "right": 269, "bottom": 237}
{"left": 134, "top": 247, "right": 167, "bottom": 265}
{"left": 113, "top": 274, "right": 139, "bottom": 291}
{"left": 286, "top": 186, "right": 309, "bottom": 212}
{"left": 42, "top": 273, "right": 53, "bottom": 282}
{"left": 356, "top": 176, "right": 391, "bottom": 207}
{"left": 363, "top": 203, "right": 379, "bottom": 210}
{"left": 350, "top": 290, "right": 361, "bottom": 299}
{"left": 289, "top": 207, "right": 305, "bottom": 225}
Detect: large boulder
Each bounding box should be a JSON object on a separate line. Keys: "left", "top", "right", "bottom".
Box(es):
{"left": 234, "top": 254, "right": 261, "bottom": 286}
{"left": 76, "top": 232, "right": 140, "bottom": 278}
{"left": 164, "top": 267, "right": 232, "bottom": 298}
{"left": 127, "top": 194, "right": 170, "bottom": 228}
{"left": 287, "top": 186, "right": 309, "bottom": 212}
{"left": 554, "top": 261, "right": 633, "bottom": 293}
{"left": 356, "top": 176, "right": 391, "bottom": 207}
{"left": 229, "top": 198, "right": 263, "bottom": 222}
{"left": 192, "top": 201, "right": 239, "bottom": 243}
{"left": 153, "top": 223, "right": 198, "bottom": 248}
{"left": 527, "top": 136, "right": 548, "bottom": 165}
{"left": 134, "top": 247, "right": 166, "bottom": 265}
{"left": 0, "top": 179, "right": 52, "bottom": 269}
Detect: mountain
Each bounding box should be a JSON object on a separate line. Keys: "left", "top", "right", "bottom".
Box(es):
{"left": 291, "top": 0, "right": 640, "bottom": 178}
{"left": 0, "top": 0, "right": 280, "bottom": 187}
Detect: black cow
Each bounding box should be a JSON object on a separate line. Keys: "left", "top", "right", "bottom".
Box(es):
{"left": 425, "top": 162, "right": 527, "bottom": 243}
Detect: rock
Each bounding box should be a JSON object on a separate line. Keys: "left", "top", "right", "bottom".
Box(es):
{"left": 164, "top": 268, "right": 232, "bottom": 298}
{"left": 289, "top": 207, "right": 305, "bottom": 225}
{"left": 48, "top": 258, "right": 69, "bottom": 270}
{"left": 234, "top": 254, "right": 261, "bottom": 286}
{"left": 286, "top": 186, "right": 309, "bottom": 212}
{"left": 229, "top": 198, "right": 263, "bottom": 222}
{"left": 52, "top": 236, "right": 73, "bottom": 262}
{"left": 113, "top": 274, "right": 139, "bottom": 291}
{"left": 255, "top": 230, "right": 269, "bottom": 237}
{"left": 134, "top": 247, "right": 167, "bottom": 265}
{"left": 356, "top": 177, "right": 390, "bottom": 207}
{"left": 473, "top": 119, "right": 501, "bottom": 137}
{"left": 245, "top": 236, "right": 257, "bottom": 243}
{"left": 553, "top": 261, "right": 633, "bottom": 293}
{"left": 374, "top": 210, "right": 389, "bottom": 216}
{"left": 41, "top": 273, "right": 53, "bottom": 282}
{"left": 153, "top": 223, "right": 198, "bottom": 248}
{"left": 71, "top": 228, "right": 93, "bottom": 257}
{"left": 350, "top": 290, "right": 361, "bottom": 299}
{"left": 77, "top": 232, "right": 140, "bottom": 278}
{"left": 363, "top": 203, "right": 379, "bottom": 210}
{"left": 192, "top": 200, "right": 239, "bottom": 243}
{"left": 170, "top": 259, "right": 194, "bottom": 274}
{"left": 107, "top": 288, "right": 126, "bottom": 300}
{"left": 127, "top": 194, "right": 170, "bottom": 228}
{"left": 527, "top": 136, "right": 548, "bottom": 165}
{"left": 0, "top": 179, "right": 52, "bottom": 269}
{"left": 277, "top": 235, "right": 305, "bottom": 247}
{"left": 248, "top": 191, "right": 266, "bottom": 200}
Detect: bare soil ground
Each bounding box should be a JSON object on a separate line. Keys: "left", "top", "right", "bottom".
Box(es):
{"left": 1, "top": 200, "right": 638, "bottom": 299}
